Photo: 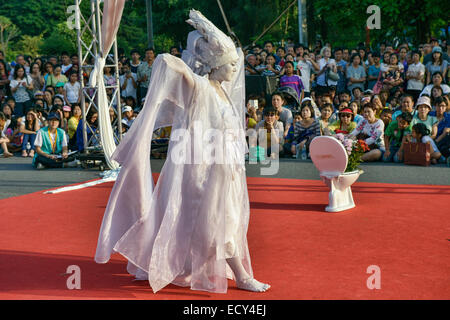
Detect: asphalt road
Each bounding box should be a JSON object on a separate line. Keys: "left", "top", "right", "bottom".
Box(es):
{"left": 0, "top": 156, "right": 448, "bottom": 200}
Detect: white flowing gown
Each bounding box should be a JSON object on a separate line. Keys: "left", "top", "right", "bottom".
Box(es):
{"left": 94, "top": 50, "right": 253, "bottom": 294}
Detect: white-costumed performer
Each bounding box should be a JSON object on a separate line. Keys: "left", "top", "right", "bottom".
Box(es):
{"left": 94, "top": 9, "right": 270, "bottom": 293}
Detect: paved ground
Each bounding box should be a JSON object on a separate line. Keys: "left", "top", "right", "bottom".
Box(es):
{"left": 0, "top": 156, "right": 448, "bottom": 200}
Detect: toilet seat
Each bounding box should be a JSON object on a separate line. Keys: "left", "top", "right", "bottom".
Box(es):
{"left": 310, "top": 136, "right": 348, "bottom": 175}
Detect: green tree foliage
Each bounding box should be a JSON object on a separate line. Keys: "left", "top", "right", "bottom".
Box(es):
{"left": 0, "top": 0, "right": 446, "bottom": 60}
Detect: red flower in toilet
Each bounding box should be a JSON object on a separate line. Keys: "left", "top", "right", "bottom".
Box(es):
{"left": 335, "top": 134, "right": 367, "bottom": 172}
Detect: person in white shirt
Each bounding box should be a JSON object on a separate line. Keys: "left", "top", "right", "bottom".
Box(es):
{"left": 60, "top": 52, "right": 73, "bottom": 74}
{"left": 420, "top": 71, "right": 450, "bottom": 97}
{"left": 63, "top": 71, "right": 81, "bottom": 105}
{"left": 296, "top": 52, "right": 319, "bottom": 96}
{"left": 406, "top": 50, "right": 425, "bottom": 101}
{"left": 119, "top": 62, "right": 138, "bottom": 100}
{"left": 315, "top": 46, "right": 338, "bottom": 93}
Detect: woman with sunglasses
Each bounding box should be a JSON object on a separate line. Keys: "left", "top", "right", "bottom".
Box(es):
{"left": 327, "top": 108, "right": 357, "bottom": 135}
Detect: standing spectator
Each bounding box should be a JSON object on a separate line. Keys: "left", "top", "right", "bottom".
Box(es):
{"left": 0, "top": 59, "right": 10, "bottom": 102}
{"left": 291, "top": 101, "right": 321, "bottom": 159}
{"left": 261, "top": 54, "right": 281, "bottom": 76}
{"left": 10, "top": 65, "right": 33, "bottom": 117}
{"left": 406, "top": 50, "right": 425, "bottom": 101}
{"left": 411, "top": 95, "right": 438, "bottom": 139}
{"left": 43, "top": 62, "right": 54, "bottom": 85}
{"left": 382, "top": 53, "right": 404, "bottom": 94}
{"left": 120, "top": 62, "right": 138, "bottom": 100}
{"left": 137, "top": 48, "right": 155, "bottom": 106}
{"left": 334, "top": 47, "right": 347, "bottom": 93}
{"left": 19, "top": 108, "right": 40, "bottom": 157}
{"left": 60, "top": 52, "right": 73, "bottom": 74}
{"left": 129, "top": 49, "right": 142, "bottom": 74}
{"left": 316, "top": 46, "right": 338, "bottom": 93}
{"left": 423, "top": 39, "right": 450, "bottom": 65}
{"left": 29, "top": 62, "right": 45, "bottom": 94}
{"left": 63, "top": 71, "right": 81, "bottom": 106}
{"left": 276, "top": 47, "right": 286, "bottom": 68}
{"left": 103, "top": 64, "right": 116, "bottom": 86}
{"left": 382, "top": 112, "right": 413, "bottom": 163}
{"left": 425, "top": 46, "right": 448, "bottom": 85}
{"left": 297, "top": 52, "right": 318, "bottom": 97}
{"left": 349, "top": 103, "right": 385, "bottom": 162}
{"left": 279, "top": 61, "right": 303, "bottom": 100}
{"left": 346, "top": 53, "right": 366, "bottom": 93}
{"left": 398, "top": 46, "right": 409, "bottom": 71}
{"left": 367, "top": 52, "right": 381, "bottom": 90}
{"left": 46, "top": 65, "right": 68, "bottom": 88}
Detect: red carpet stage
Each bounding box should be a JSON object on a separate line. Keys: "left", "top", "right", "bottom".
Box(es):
{"left": 1, "top": 174, "right": 449, "bottom": 300}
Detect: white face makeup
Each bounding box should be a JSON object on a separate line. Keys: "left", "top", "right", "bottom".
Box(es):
{"left": 210, "top": 60, "right": 237, "bottom": 82}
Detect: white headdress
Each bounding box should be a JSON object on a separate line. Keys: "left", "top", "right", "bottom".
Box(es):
{"left": 182, "top": 9, "right": 239, "bottom": 76}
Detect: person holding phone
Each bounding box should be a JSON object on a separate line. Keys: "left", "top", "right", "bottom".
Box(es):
{"left": 120, "top": 62, "right": 138, "bottom": 100}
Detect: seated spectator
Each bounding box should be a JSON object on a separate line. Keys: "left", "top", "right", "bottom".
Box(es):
{"left": 121, "top": 105, "right": 135, "bottom": 132}
{"left": 349, "top": 100, "right": 364, "bottom": 124}
{"left": 1, "top": 103, "right": 12, "bottom": 128}
{"left": 411, "top": 95, "right": 438, "bottom": 139}
{"left": 19, "top": 108, "right": 41, "bottom": 157}
{"left": 33, "top": 112, "right": 77, "bottom": 169}
{"left": 10, "top": 64, "right": 33, "bottom": 117}
{"left": 421, "top": 71, "right": 449, "bottom": 97}
{"left": 255, "top": 106, "right": 284, "bottom": 158}
{"left": 430, "top": 96, "right": 450, "bottom": 159}
{"left": 351, "top": 87, "right": 364, "bottom": 104}
{"left": 392, "top": 94, "right": 416, "bottom": 121}
{"left": 270, "top": 92, "right": 293, "bottom": 138}
{"left": 0, "top": 111, "right": 12, "bottom": 157}
{"left": 291, "top": 101, "right": 321, "bottom": 159}
{"left": 406, "top": 123, "right": 441, "bottom": 164}
{"left": 318, "top": 103, "right": 333, "bottom": 135}
{"left": 64, "top": 71, "right": 81, "bottom": 106}
{"left": 279, "top": 61, "right": 304, "bottom": 101}
{"left": 349, "top": 102, "right": 385, "bottom": 162}
{"left": 4, "top": 117, "right": 22, "bottom": 153}
{"left": 76, "top": 110, "right": 98, "bottom": 152}
{"left": 380, "top": 108, "right": 393, "bottom": 130}
{"left": 61, "top": 105, "right": 72, "bottom": 133}
{"left": 0, "top": 59, "right": 10, "bottom": 102}
{"left": 430, "top": 85, "right": 444, "bottom": 106}
{"left": 283, "top": 113, "right": 301, "bottom": 157}
{"left": 383, "top": 112, "right": 413, "bottom": 163}
{"left": 327, "top": 108, "right": 357, "bottom": 135}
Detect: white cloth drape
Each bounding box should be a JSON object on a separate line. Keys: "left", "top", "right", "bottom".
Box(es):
{"left": 88, "top": 0, "right": 126, "bottom": 170}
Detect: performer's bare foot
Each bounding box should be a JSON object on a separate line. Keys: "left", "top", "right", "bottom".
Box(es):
{"left": 236, "top": 278, "right": 270, "bottom": 292}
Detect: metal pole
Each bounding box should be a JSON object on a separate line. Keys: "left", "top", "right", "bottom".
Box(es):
{"left": 298, "top": 0, "right": 307, "bottom": 46}
{"left": 113, "top": 39, "right": 123, "bottom": 140}
{"left": 146, "top": 0, "right": 154, "bottom": 48}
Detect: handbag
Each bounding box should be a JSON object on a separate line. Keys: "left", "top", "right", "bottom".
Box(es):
{"left": 403, "top": 142, "right": 431, "bottom": 166}
{"left": 372, "top": 69, "right": 383, "bottom": 94}
{"left": 327, "top": 68, "right": 339, "bottom": 81}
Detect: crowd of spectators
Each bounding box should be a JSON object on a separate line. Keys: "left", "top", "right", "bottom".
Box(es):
{"left": 244, "top": 38, "right": 450, "bottom": 166}
{"left": 0, "top": 37, "right": 449, "bottom": 168}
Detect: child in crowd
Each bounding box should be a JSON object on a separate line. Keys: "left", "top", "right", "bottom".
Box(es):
{"left": 279, "top": 61, "right": 304, "bottom": 101}
{"left": 64, "top": 71, "right": 81, "bottom": 106}
{"left": 380, "top": 108, "right": 393, "bottom": 131}
{"left": 283, "top": 113, "right": 302, "bottom": 157}
{"left": 407, "top": 122, "right": 442, "bottom": 164}
{"left": 383, "top": 112, "right": 413, "bottom": 162}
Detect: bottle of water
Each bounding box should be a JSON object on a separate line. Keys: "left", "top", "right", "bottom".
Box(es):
{"left": 26, "top": 142, "right": 31, "bottom": 153}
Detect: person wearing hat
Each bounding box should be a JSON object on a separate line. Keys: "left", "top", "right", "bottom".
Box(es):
{"left": 121, "top": 105, "right": 135, "bottom": 131}
{"left": 423, "top": 41, "right": 450, "bottom": 66}
{"left": 327, "top": 107, "right": 357, "bottom": 135}
{"left": 410, "top": 95, "right": 438, "bottom": 139}
{"left": 425, "top": 46, "right": 448, "bottom": 85}
{"left": 33, "top": 112, "right": 77, "bottom": 169}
